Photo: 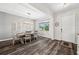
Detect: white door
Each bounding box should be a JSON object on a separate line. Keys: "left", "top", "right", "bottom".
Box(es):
{"left": 55, "top": 15, "right": 62, "bottom": 40}
{"left": 61, "top": 13, "right": 75, "bottom": 43}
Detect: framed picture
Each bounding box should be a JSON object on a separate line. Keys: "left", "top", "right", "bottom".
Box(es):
{"left": 39, "top": 22, "right": 49, "bottom": 31}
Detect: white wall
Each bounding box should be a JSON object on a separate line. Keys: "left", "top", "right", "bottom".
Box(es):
{"left": 54, "top": 9, "right": 78, "bottom": 43}
{"left": 35, "top": 8, "right": 79, "bottom": 43}
{"left": 75, "top": 9, "right": 79, "bottom": 44}
{"left": 76, "top": 10, "right": 79, "bottom": 37}
{"left": 75, "top": 9, "right": 79, "bottom": 54}
{"left": 35, "top": 17, "right": 54, "bottom": 40}
{"left": 0, "top": 11, "right": 34, "bottom": 40}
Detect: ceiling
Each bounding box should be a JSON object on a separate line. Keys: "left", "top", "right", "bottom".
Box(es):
{"left": 47, "top": 3, "right": 79, "bottom": 13}
{"left": 0, "top": 3, "right": 47, "bottom": 20}
{"left": 30, "top": 3, "right": 79, "bottom": 14}
{"left": 0, "top": 3, "right": 79, "bottom": 20}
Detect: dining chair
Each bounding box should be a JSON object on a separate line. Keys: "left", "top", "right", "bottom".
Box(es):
{"left": 12, "top": 33, "right": 24, "bottom": 45}
{"left": 34, "top": 31, "right": 38, "bottom": 40}
{"left": 23, "top": 34, "right": 31, "bottom": 44}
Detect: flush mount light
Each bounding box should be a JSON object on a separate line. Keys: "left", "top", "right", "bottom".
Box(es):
{"left": 62, "top": 3, "right": 69, "bottom": 7}
{"left": 27, "top": 12, "right": 31, "bottom": 15}
{"left": 57, "top": 3, "right": 69, "bottom": 8}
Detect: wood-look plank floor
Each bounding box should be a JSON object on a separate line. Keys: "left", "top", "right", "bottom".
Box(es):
{"left": 0, "top": 37, "right": 77, "bottom": 55}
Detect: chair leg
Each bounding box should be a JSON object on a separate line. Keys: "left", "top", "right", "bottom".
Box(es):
{"left": 35, "top": 37, "right": 36, "bottom": 40}
{"left": 25, "top": 39, "right": 27, "bottom": 44}
{"left": 13, "top": 40, "right": 15, "bottom": 46}
{"left": 30, "top": 39, "right": 31, "bottom": 42}
{"left": 20, "top": 39, "right": 24, "bottom": 44}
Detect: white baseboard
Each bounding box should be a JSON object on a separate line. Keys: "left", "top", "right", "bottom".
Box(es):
{"left": 0, "top": 38, "right": 13, "bottom": 42}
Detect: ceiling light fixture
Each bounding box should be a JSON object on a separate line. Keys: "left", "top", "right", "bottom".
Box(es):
{"left": 63, "top": 3, "right": 69, "bottom": 7}
{"left": 57, "top": 3, "right": 69, "bottom": 8}
{"left": 27, "top": 12, "right": 31, "bottom": 15}
{"left": 63, "top": 3, "right": 66, "bottom": 5}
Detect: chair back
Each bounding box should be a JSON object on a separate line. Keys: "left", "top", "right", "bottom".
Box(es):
{"left": 25, "top": 31, "right": 31, "bottom": 35}
{"left": 34, "top": 31, "right": 38, "bottom": 37}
